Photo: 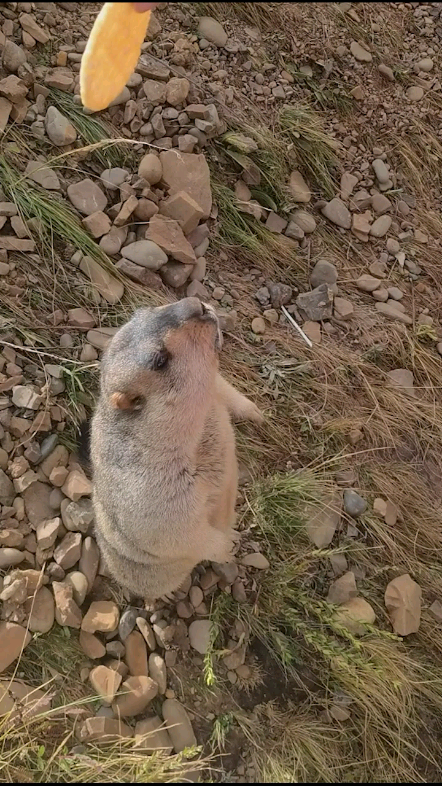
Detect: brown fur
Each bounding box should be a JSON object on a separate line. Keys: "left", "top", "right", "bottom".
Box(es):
{"left": 90, "top": 298, "right": 263, "bottom": 602}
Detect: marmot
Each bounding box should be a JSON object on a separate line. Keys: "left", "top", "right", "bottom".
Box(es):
{"left": 90, "top": 297, "right": 263, "bottom": 602}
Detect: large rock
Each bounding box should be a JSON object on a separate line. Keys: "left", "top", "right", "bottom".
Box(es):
{"left": 25, "top": 159, "right": 60, "bottom": 190}
{"left": 0, "top": 622, "right": 31, "bottom": 672}
{"left": 67, "top": 179, "right": 107, "bottom": 216}
{"left": 45, "top": 106, "right": 77, "bottom": 146}
{"left": 23, "top": 482, "right": 53, "bottom": 526}
{"left": 82, "top": 600, "right": 120, "bottom": 633}
{"left": 296, "top": 283, "right": 333, "bottom": 322}
{"left": 188, "top": 620, "right": 211, "bottom": 654}
{"left": 385, "top": 574, "right": 421, "bottom": 635}
{"left": 198, "top": 17, "right": 228, "bottom": 47}
{"left": 159, "top": 150, "right": 212, "bottom": 220}
{"left": 159, "top": 191, "right": 204, "bottom": 234}
{"left": 160, "top": 261, "right": 193, "bottom": 288}
{"left": 112, "top": 676, "right": 158, "bottom": 717}
{"left": 146, "top": 214, "right": 196, "bottom": 265}
{"left": 122, "top": 240, "right": 167, "bottom": 270}
{"left": 2, "top": 41, "right": 26, "bottom": 74}
{"left": 25, "top": 586, "right": 55, "bottom": 634}
{"left": 321, "top": 198, "right": 351, "bottom": 229}
{"left": 162, "top": 698, "right": 197, "bottom": 753}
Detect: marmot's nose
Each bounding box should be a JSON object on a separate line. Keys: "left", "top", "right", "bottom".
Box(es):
{"left": 176, "top": 297, "right": 205, "bottom": 322}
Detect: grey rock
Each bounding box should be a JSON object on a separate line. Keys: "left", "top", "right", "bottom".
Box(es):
{"left": 343, "top": 489, "right": 367, "bottom": 518}
{"left": 45, "top": 106, "right": 77, "bottom": 146}
{"left": 296, "top": 283, "right": 333, "bottom": 322}
{"left": 310, "top": 260, "right": 338, "bottom": 289}
{"left": 321, "top": 198, "right": 351, "bottom": 229}
{"left": 122, "top": 240, "right": 167, "bottom": 270}
{"left": 119, "top": 607, "right": 139, "bottom": 641}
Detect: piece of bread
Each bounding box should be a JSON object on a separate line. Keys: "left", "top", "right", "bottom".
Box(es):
{"left": 80, "top": 2, "right": 151, "bottom": 112}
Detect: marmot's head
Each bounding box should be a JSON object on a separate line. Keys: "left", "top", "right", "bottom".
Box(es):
{"left": 100, "top": 297, "right": 222, "bottom": 413}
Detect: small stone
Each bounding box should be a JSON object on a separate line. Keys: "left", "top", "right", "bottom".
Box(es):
{"left": 371, "top": 194, "right": 391, "bottom": 214}
{"left": 386, "top": 369, "right": 414, "bottom": 397}
{"left": 101, "top": 167, "right": 129, "bottom": 191}
{"left": 343, "top": 489, "right": 367, "bottom": 518}
{"left": 356, "top": 275, "right": 382, "bottom": 293}
{"left": 329, "top": 553, "right": 348, "bottom": 576}
{"left": 340, "top": 172, "right": 358, "bottom": 201}
{"left": 166, "top": 77, "right": 190, "bottom": 106}
{"left": 373, "top": 498, "right": 387, "bottom": 518}
{"left": 53, "top": 531, "right": 82, "bottom": 570}
{"left": 159, "top": 191, "right": 204, "bottom": 235}
{"left": 36, "top": 517, "right": 60, "bottom": 549}
{"left": 334, "top": 297, "right": 354, "bottom": 320}
{"left": 370, "top": 216, "right": 392, "bottom": 238}
{"left": 310, "top": 260, "right": 338, "bottom": 289}
{"left": 189, "top": 585, "right": 204, "bottom": 607}
{"left": 79, "top": 630, "right": 106, "bottom": 659}
{"left": 134, "top": 716, "right": 172, "bottom": 753}
{"left": 0, "top": 622, "right": 31, "bottom": 672}
{"left": 138, "top": 154, "right": 162, "bottom": 185}
{"left": 327, "top": 572, "right": 357, "bottom": 605}
{"left": 198, "top": 17, "right": 228, "bottom": 47}
{"left": 119, "top": 607, "right": 139, "bottom": 641}
{"left": 79, "top": 536, "right": 100, "bottom": 591}
{"left": 53, "top": 580, "right": 82, "bottom": 628}
{"left": 82, "top": 211, "right": 112, "bottom": 239}
{"left": 329, "top": 705, "right": 351, "bottom": 721}
{"left": 2, "top": 41, "right": 27, "bottom": 74}
{"left": 251, "top": 317, "right": 266, "bottom": 335}
{"left": 334, "top": 597, "right": 376, "bottom": 635}
{"left": 146, "top": 214, "right": 196, "bottom": 265}
{"left": 290, "top": 210, "right": 316, "bottom": 233}
{"left": 61, "top": 470, "right": 92, "bottom": 501}
{"left": 378, "top": 64, "right": 395, "bottom": 81}
{"left": 188, "top": 620, "right": 211, "bottom": 654}
{"left": 289, "top": 170, "right": 311, "bottom": 202}
{"left": 375, "top": 302, "right": 412, "bottom": 325}
{"left": 429, "top": 600, "right": 442, "bottom": 622}
{"left": 90, "top": 665, "right": 122, "bottom": 704}
{"left": 65, "top": 571, "right": 89, "bottom": 606}
{"left": 241, "top": 553, "right": 269, "bottom": 569}
{"left": 417, "top": 58, "right": 433, "bottom": 72}
{"left": 350, "top": 41, "right": 372, "bottom": 62}
{"left": 372, "top": 159, "right": 390, "bottom": 184}
{"left": 113, "top": 675, "right": 158, "bottom": 717}
{"left": 62, "top": 499, "right": 94, "bottom": 534}
{"left": 26, "top": 586, "right": 54, "bottom": 634}
{"left": 407, "top": 86, "right": 424, "bottom": 102}
{"left": 321, "top": 198, "right": 351, "bottom": 229}
{"left": 385, "top": 574, "right": 421, "bottom": 635}
{"left": 45, "top": 106, "right": 77, "bottom": 146}
{"left": 162, "top": 699, "right": 197, "bottom": 753}
{"left": 125, "top": 630, "right": 148, "bottom": 677}
{"left": 265, "top": 212, "right": 287, "bottom": 234}
{"left": 136, "top": 617, "right": 157, "bottom": 651}
{"left": 387, "top": 287, "right": 403, "bottom": 301}
{"left": 82, "top": 601, "right": 120, "bottom": 633}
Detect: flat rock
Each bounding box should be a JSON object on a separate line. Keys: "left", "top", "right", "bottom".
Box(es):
{"left": 149, "top": 652, "right": 167, "bottom": 694}
{"left": 67, "top": 179, "right": 107, "bottom": 216}
{"left": 305, "top": 492, "right": 341, "bottom": 547}
{"left": 289, "top": 170, "right": 310, "bottom": 202}
{"left": 82, "top": 600, "right": 120, "bottom": 633}
{"left": 160, "top": 261, "right": 193, "bottom": 288}
{"left": 54, "top": 531, "right": 82, "bottom": 569}
{"left": 134, "top": 716, "right": 173, "bottom": 753}
{"left": 386, "top": 368, "right": 414, "bottom": 397}
{"left": 80, "top": 716, "right": 132, "bottom": 742}
{"left": 53, "top": 580, "right": 83, "bottom": 628}
{"left": 112, "top": 675, "right": 158, "bottom": 717}
{"left": 25, "top": 159, "right": 60, "bottom": 191}
{"left": 356, "top": 274, "right": 382, "bottom": 292}
{"left": 23, "top": 482, "right": 54, "bottom": 525}
{"left": 375, "top": 302, "right": 412, "bottom": 324}
{"left": 327, "top": 572, "right": 357, "bottom": 605}
{"left": 122, "top": 240, "right": 167, "bottom": 270}
{"left": 162, "top": 698, "right": 197, "bottom": 753}
{"left": 289, "top": 209, "right": 316, "bottom": 233}
{"left": 0, "top": 622, "right": 31, "bottom": 672}
{"left": 79, "top": 630, "right": 106, "bottom": 659}
{"left": 160, "top": 191, "right": 204, "bottom": 235}
{"left": 159, "top": 150, "right": 212, "bottom": 219}
{"left": 90, "top": 665, "right": 122, "bottom": 704}
{"left": 26, "top": 586, "right": 54, "bottom": 634}
{"left": 321, "top": 198, "right": 351, "bottom": 229}
{"left": 79, "top": 255, "right": 124, "bottom": 304}
{"left": 350, "top": 41, "right": 372, "bottom": 62}
{"left": 334, "top": 297, "right": 354, "bottom": 319}
{"left": 370, "top": 215, "right": 392, "bottom": 238}
{"left": 61, "top": 470, "right": 92, "bottom": 501}
{"left": 146, "top": 214, "right": 196, "bottom": 265}
{"left": 241, "top": 552, "right": 269, "bottom": 569}
{"left": 385, "top": 574, "right": 421, "bottom": 635}
{"left": 0, "top": 468, "right": 14, "bottom": 504}
{"left": 340, "top": 172, "right": 358, "bottom": 201}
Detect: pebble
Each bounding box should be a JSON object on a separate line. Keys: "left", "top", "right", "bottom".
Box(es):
{"left": 356, "top": 275, "right": 382, "bottom": 293}
{"left": 89, "top": 665, "right": 122, "bottom": 704}
{"left": 81, "top": 601, "right": 120, "bottom": 633}
{"left": 125, "top": 630, "right": 148, "bottom": 677}
{"left": 370, "top": 216, "right": 392, "bottom": 238}
{"left": 251, "top": 317, "right": 266, "bottom": 335}
{"left": 407, "top": 86, "right": 424, "bottom": 101}
{"left": 334, "top": 597, "right": 376, "bottom": 635}
{"left": 118, "top": 607, "right": 139, "bottom": 641}
{"left": 310, "top": 260, "right": 338, "bottom": 288}
{"left": 350, "top": 41, "right": 372, "bottom": 62}
{"left": 327, "top": 572, "right": 357, "bottom": 605}
{"left": 148, "top": 653, "right": 167, "bottom": 694}
{"left": 343, "top": 490, "right": 367, "bottom": 518}
{"left": 321, "top": 198, "right": 351, "bottom": 229}
{"left": 241, "top": 552, "right": 269, "bottom": 569}
{"left": 375, "top": 302, "right": 412, "bottom": 324}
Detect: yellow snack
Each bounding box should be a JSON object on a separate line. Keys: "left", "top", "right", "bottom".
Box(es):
{"left": 80, "top": 3, "right": 151, "bottom": 112}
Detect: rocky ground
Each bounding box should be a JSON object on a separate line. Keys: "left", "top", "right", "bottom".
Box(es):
{"left": 1, "top": 1, "right": 442, "bottom": 783}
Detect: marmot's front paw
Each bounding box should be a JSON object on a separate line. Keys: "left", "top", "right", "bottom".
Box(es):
{"left": 247, "top": 403, "right": 265, "bottom": 425}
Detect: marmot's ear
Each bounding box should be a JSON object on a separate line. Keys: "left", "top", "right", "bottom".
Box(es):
{"left": 110, "top": 392, "right": 142, "bottom": 411}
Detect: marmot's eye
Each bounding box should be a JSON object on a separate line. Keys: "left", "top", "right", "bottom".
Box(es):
{"left": 152, "top": 350, "right": 169, "bottom": 371}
